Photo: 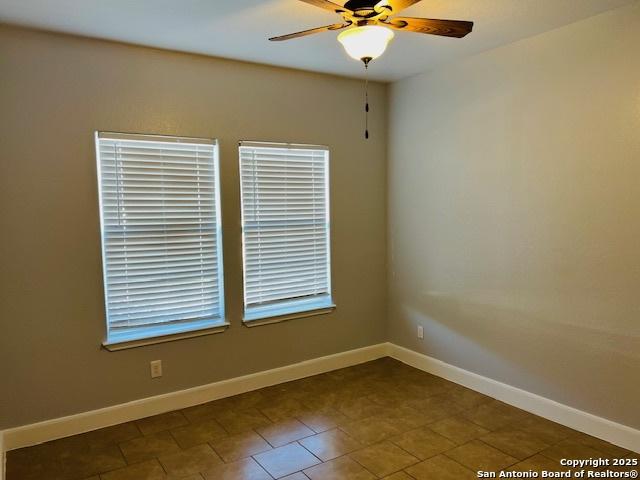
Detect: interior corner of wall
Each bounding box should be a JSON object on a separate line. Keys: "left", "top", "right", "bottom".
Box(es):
{"left": 1, "top": 429, "right": 5, "bottom": 480}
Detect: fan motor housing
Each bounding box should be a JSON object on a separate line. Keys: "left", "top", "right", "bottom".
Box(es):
{"left": 344, "top": 0, "right": 386, "bottom": 17}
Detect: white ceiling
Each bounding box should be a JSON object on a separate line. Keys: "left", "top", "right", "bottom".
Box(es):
{"left": 0, "top": 0, "right": 635, "bottom": 81}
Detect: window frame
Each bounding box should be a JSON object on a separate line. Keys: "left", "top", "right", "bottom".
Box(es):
{"left": 95, "top": 131, "right": 227, "bottom": 350}
{"left": 238, "top": 141, "right": 336, "bottom": 326}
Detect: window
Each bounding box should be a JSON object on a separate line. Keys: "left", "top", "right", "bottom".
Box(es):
{"left": 96, "top": 132, "right": 225, "bottom": 348}
{"left": 239, "top": 142, "right": 334, "bottom": 322}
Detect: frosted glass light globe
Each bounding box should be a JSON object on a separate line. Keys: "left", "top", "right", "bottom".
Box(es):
{"left": 337, "top": 25, "right": 395, "bottom": 62}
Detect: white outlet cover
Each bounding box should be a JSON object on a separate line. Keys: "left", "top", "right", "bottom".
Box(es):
{"left": 150, "top": 360, "right": 162, "bottom": 378}
{"left": 417, "top": 325, "right": 424, "bottom": 339}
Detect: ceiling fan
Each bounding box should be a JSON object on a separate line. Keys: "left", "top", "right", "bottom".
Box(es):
{"left": 270, "top": 0, "right": 474, "bottom": 139}
{"left": 269, "top": 0, "right": 474, "bottom": 65}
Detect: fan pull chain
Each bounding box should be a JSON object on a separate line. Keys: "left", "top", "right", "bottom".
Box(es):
{"left": 364, "top": 61, "right": 370, "bottom": 140}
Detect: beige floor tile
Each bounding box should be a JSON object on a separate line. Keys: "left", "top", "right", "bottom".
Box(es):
{"left": 540, "top": 438, "right": 606, "bottom": 462}
{"left": 382, "top": 472, "right": 414, "bottom": 480}
{"left": 506, "top": 453, "right": 571, "bottom": 473}
{"left": 6, "top": 451, "right": 58, "bottom": 480}
{"left": 296, "top": 408, "right": 350, "bottom": 433}
{"left": 377, "top": 405, "right": 436, "bottom": 432}
{"left": 81, "top": 422, "right": 142, "bottom": 447}
{"left": 462, "top": 402, "right": 526, "bottom": 431}
{"left": 480, "top": 427, "right": 550, "bottom": 459}
{"left": 572, "top": 432, "right": 631, "bottom": 457}
{"left": 202, "top": 457, "right": 272, "bottom": 480}
{"left": 6, "top": 442, "right": 53, "bottom": 464}
{"left": 336, "top": 396, "right": 388, "bottom": 421}
{"left": 404, "top": 392, "right": 449, "bottom": 408}
{"left": 9, "top": 441, "right": 126, "bottom": 480}
{"left": 119, "top": 430, "right": 181, "bottom": 464}
{"left": 516, "top": 415, "right": 577, "bottom": 444}
{"left": 27, "top": 434, "right": 90, "bottom": 460}
{"left": 327, "top": 367, "right": 367, "bottom": 382}
{"left": 260, "top": 381, "right": 312, "bottom": 402}
{"left": 159, "top": 444, "right": 223, "bottom": 477}
{"left": 256, "top": 418, "right": 315, "bottom": 447}
{"left": 100, "top": 459, "right": 166, "bottom": 480}
{"left": 136, "top": 411, "right": 189, "bottom": 435}
{"left": 408, "top": 376, "right": 455, "bottom": 398}
{"left": 445, "top": 385, "right": 494, "bottom": 410}
{"left": 339, "top": 416, "right": 404, "bottom": 445}
{"left": 215, "top": 408, "right": 272, "bottom": 434}
{"left": 182, "top": 400, "right": 228, "bottom": 423}
{"left": 304, "top": 456, "right": 375, "bottom": 480}
{"left": 59, "top": 443, "right": 127, "bottom": 479}
{"left": 259, "top": 398, "right": 308, "bottom": 422}
{"left": 297, "top": 391, "right": 338, "bottom": 411}
{"left": 254, "top": 442, "right": 321, "bottom": 478}
{"left": 405, "top": 394, "right": 464, "bottom": 423}
{"left": 429, "top": 416, "right": 490, "bottom": 445}
{"left": 444, "top": 439, "right": 518, "bottom": 471}
{"left": 405, "top": 454, "right": 477, "bottom": 480}
{"left": 210, "top": 430, "right": 272, "bottom": 463}
{"left": 15, "top": 436, "right": 99, "bottom": 464}
{"left": 281, "top": 473, "right": 309, "bottom": 480}
{"left": 407, "top": 383, "right": 453, "bottom": 401}
{"left": 192, "top": 391, "right": 265, "bottom": 418}
{"left": 390, "top": 426, "right": 456, "bottom": 460}
{"left": 221, "top": 391, "right": 266, "bottom": 410}
{"left": 349, "top": 441, "right": 419, "bottom": 477}
{"left": 170, "top": 418, "right": 228, "bottom": 449}
{"left": 367, "top": 388, "right": 419, "bottom": 408}
{"left": 299, "top": 428, "right": 362, "bottom": 461}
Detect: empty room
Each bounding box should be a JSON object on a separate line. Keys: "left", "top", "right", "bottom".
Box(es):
{"left": 0, "top": 0, "right": 638, "bottom": 479}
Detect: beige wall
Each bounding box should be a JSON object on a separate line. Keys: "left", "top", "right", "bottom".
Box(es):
{"left": 2, "top": 2, "right": 639, "bottom": 434}
{"left": 388, "top": 3, "right": 640, "bottom": 429}
{"left": 0, "top": 26, "right": 388, "bottom": 429}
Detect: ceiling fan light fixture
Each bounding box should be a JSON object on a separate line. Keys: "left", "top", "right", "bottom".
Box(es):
{"left": 337, "top": 25, "right": 394, "bottom": 63}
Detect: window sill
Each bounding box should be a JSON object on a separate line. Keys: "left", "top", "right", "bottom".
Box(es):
{"left": 102, "top": 322, "right": 230, "bottom": 351}
{"left": 243, "top": 305, "right": 336, "bottom": 328}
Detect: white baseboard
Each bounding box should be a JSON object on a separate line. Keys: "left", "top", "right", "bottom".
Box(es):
{"left": 3, "top": 343, "right": 388, "bottom": 452}
{"left": 387, "top": 343, "right": 640, "bottom": 453}
{"left": 3, "top": 342, "right": 637, "bottom": 458}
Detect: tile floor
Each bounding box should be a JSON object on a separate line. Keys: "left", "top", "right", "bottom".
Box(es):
{"left": 7, "top": 358, "right": 637, "bottom": 479}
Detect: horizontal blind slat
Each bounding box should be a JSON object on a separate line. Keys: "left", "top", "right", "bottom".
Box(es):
{"left": 108, "top": 277, "right": 219, "bottom": 294}
{"left": 109, "top": 297, "right": 220, "bottom": 314}
{"left": 246, "top": 289, "right": 328, "bottom": 303}
{"left": 109, "top": 309, "right": 219, "bottom": 327}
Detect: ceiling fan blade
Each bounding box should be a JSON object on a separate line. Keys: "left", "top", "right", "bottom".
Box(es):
{"left": 269, "top": 22, "right": 350, "bottom": 41}
{"left": 375, "top": 0, "right": 422, "bottom": 14}
{"left": 386, "top": 17, "right": 473, "bottom": 38}
{"left": 297, "top": 0, "right": 350, "bottom": 14}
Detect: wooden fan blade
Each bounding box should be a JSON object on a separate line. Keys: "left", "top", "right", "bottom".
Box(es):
{"left": 386, "top": 17, "right": 473, "bottom": 37}
{"left": 375, "top": 0, "right": 422, "bottom": 14}
{"left": 269, "top": 22, "right": 350, "bottom": 41}
{"left": 297, "top": 0, "right": 350, "bottom": 14}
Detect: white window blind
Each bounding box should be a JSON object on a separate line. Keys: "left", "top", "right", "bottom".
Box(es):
{"left": 239, "top": 142, "right": 334, "bottom": 321}
{"left": 96, "top": 132, "right": 225, "bottom": 346}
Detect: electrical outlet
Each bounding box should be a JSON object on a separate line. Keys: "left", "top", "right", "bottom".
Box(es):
{"left": 150, "top": 360, "right": 162, "bottom": 379}
{"left": 417, "top": 325, "right": 424, "bottom": 339}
